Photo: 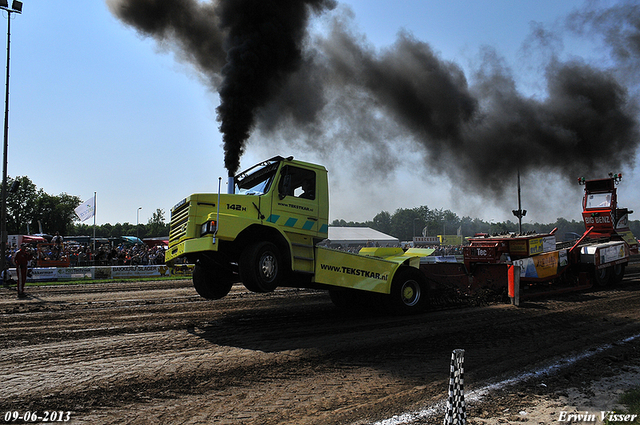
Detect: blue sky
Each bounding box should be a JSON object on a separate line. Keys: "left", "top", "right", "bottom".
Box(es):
{"left": 4, "top": 0, "right": 638, "bottom": 228}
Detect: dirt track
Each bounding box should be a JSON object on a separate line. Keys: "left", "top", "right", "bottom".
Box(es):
{"left": 2, "top": 267, "right": 640, "bottom": 425}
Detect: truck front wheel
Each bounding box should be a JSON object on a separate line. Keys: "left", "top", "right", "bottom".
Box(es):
{"left": 388, "top": 267, "right": 428, "bottom": 314}
{"left": 193, "top": 263, "right": 235, "bottom": 300}
{"left": 240, "top": 241, "right": 282, "bottom": 293}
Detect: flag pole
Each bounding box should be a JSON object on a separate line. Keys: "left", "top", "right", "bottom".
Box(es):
{"left": 92, "top": 192, "right": 96, "bottom": 254}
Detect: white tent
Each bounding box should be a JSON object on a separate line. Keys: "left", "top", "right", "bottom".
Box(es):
{"left": 325, "top": 227, "right": 399, "bottom": 248}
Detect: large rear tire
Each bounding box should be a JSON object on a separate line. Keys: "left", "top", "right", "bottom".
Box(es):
{"left": 192, "top": 263, "right": 235, "bottom": 300}
{"left": 388, "top": 267, "right": 428, "bottom": 314}
{"left": 612, "top": 263, "right": 626, "bottom": 285}
{"left": 593, "top": 266, "right": 612, "bottom": 287}
{"left": 239, "top": 241, "right": 283, "bottom": 293}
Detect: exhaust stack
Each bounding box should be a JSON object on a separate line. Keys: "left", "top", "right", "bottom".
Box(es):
{"left": 227, "top": 176, "right": 235, "bottom": 194}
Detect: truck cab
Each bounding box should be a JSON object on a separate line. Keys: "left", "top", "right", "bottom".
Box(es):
{"left": 580, "top": 174, "right": 638, "bottom": 254}
{"left": 166, "top": 156, "right": 329, "bottom": 299}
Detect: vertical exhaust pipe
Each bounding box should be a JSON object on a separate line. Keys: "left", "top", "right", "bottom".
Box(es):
{"left": 227, "top": 175, "right": 235, "bottom": 194}
{"left": 215, "top": 177, "right": 221, "bottom": 238}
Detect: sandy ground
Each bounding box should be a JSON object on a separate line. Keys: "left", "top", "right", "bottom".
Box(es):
{"left": 507, "top": 368, "right": 640, "bottom": 424}
{"left": 2, "top": 267, "right": 640, "bottom": 425}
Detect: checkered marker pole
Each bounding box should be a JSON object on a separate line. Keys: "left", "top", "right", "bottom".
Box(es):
{"left": 444, "top": 349, "right": 466, "bottom": 425}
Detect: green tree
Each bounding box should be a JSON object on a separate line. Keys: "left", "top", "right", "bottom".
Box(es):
{"left": 441, "top": 209, "right": 461, "bottom": 236}
{"left": 372, "top": 211, "right": 392, "bottom": 235}
{"left": 390, "top": 208, "right": 424, "bottom": 241}
{"left": 33, "top": 191, "right": 81, "bottom": 235}
{"left": 111, "top": 223, "right": 123, "bottom": 237}
{"left": 121, "top": 223, "right": 136, "bottom": 236}
{"left": 146, "top": 208, "right": 169, "bottom": 237}
{"left": 6, "top": 176, "right": 38, "bottom": 234}
{"left": 459, "top": 216, "right": 489, "bottom": 237}
{"left": 330, "top": 218, "right": 369, "bottom": 227}
{"left": 489, "top": 220, "right": 516, "bottom": 234}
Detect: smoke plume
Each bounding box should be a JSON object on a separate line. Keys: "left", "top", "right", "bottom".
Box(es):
{"left": 108, "top": 0, "right": 335, "bottom": 176}
{"left": 258, "top": 6, "right": 640, "bottom": 197}
{"left": 108, "top": 0, "right": 640, "bottom": 200}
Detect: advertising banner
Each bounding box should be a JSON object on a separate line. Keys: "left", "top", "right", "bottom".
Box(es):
{"left": 528, "top": 238, "right": 543, "bottom": 255}
{"left": 509, "top": 240, "right": 528, "bottom": 255}
{"left": 527, "top": 236, "right": 556, "bottom": 256}
{"left": 26, "top": 268, "right": 57, "bottom": 282}
{"left": 600, "top": 243, "right": 626, "bottom": 264}
{"left": 56, "top": 267, "right": 93, "bottom": 280}
{"left": 111, "top": 265, "right": 171, "bottom": 279}
{"left": 15, "top": 265, "right": 175, "bottom": 283}
{"left": 171, "top": 264, "right": 195, "bottom": 276}
{"left": 413, "top": 236, "right": 440, "bottom": 244}
{"left": 438, "top": 235, "right": 464, "bottom": 246}
{"left": 543, "top": 236, "right": 556, "bottom": 253}
{"left": 513, "top": 249, "right": 567, "bottom": 279}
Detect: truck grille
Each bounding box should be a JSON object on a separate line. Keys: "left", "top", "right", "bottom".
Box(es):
{"left": 169, "top": 201, "right": 190, "bottom": 244}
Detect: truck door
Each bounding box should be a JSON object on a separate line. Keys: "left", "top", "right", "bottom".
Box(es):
{"left": 269, "top": 165, "right": 320, "bottom": 236}
{"left": 269, "top": 165, "right": 320, "bottom": 273}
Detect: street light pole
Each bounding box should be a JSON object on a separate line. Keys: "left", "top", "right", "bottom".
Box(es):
{"left": 136, "top": 207, "right": 142, "bottom": 240}
{"left": 0, "top": 0, "right": 22, "bottom": 279}
{"left": 512, "top": 169, "right": 527, "bottom": 234}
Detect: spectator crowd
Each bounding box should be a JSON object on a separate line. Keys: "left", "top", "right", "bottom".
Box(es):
{"left": 4, "top": 240, "right": 166, "bottom": 268}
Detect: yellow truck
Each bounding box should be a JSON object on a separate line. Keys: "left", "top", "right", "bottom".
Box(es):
{"left": 166, "top": 155, "right": 430, "bottom": 313}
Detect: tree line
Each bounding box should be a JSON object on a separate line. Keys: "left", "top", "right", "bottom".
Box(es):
{"left": 331, "top": 206, "right": 640, "bottom": 243}
{"left": 6, "top": 176, "right": 169, "bottom": 238}
{"left": 7, "top": 175, "right": 640, "bottom": 243}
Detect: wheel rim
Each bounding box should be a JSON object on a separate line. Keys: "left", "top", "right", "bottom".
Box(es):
{"left": 259, "top": 252, "right": 277, "bottom": 282}
{"left": 597, "top": 269, "right": 608, "bottom": 281}
{"left": 400, "top": 279, "right": 421, "bottom": 306}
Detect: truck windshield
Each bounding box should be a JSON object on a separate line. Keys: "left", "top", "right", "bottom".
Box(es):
{"left": 585, "top": 193, "right": 612, "bottom": 209}
{"left": 235, "top": 162, "right": 279, "bottom": 195}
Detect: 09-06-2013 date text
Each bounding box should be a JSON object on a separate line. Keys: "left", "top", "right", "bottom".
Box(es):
{"left": 3, "top": 411, "right": 71, "bottom": 422}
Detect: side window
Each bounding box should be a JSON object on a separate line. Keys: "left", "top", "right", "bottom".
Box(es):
{"left": 294, "top": 170, "right": 315, "bottom": 200}
{"left": 279, "top": 166, "right": 316, "bottom": 200}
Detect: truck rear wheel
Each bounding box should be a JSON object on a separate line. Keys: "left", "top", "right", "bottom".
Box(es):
{"left": 193, "top": 263, "right": 235, "bottom": 300}
{"left": 593, "top": 266, "right": 612, "bottom": 287}
{"left": 239, "top": 241, "right": 282, "bottom": 293}
{"left": 388, "top": 267, "right": 428, "bottom": 314}
{"left": 612, "top": 263, "right": 626, "bottom": 284}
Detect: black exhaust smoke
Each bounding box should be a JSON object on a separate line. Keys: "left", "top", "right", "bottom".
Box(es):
{"left": 108, "top": 0, "right": 640, "bottom": 200}
{"left": 261, "top": 12, "right": 640, "bottom": 197}
{"left": 108, "top": 0, "right": 336, "bottom": 177}
{"left": 216, "top": 0, "right": 337, "bottom": 176}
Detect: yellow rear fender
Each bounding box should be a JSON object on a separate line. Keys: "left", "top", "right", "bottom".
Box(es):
{"left": 315, "top": 247, "right": 421, "bottom": 294}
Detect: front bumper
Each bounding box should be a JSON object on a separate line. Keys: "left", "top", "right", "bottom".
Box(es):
{"left": 166, "top": 235, "right": 217, "bottom": 264}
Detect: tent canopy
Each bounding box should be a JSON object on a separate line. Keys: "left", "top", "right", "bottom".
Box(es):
{"left": 325, "top": 227, "right": 399, "bottom": 248}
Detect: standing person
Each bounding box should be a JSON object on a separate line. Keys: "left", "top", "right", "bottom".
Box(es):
{"left": 13, "top": 245, "right": 32, "bottom": 298}
{"left": 52, "top": 231, "right": 63, "bottom": 260}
